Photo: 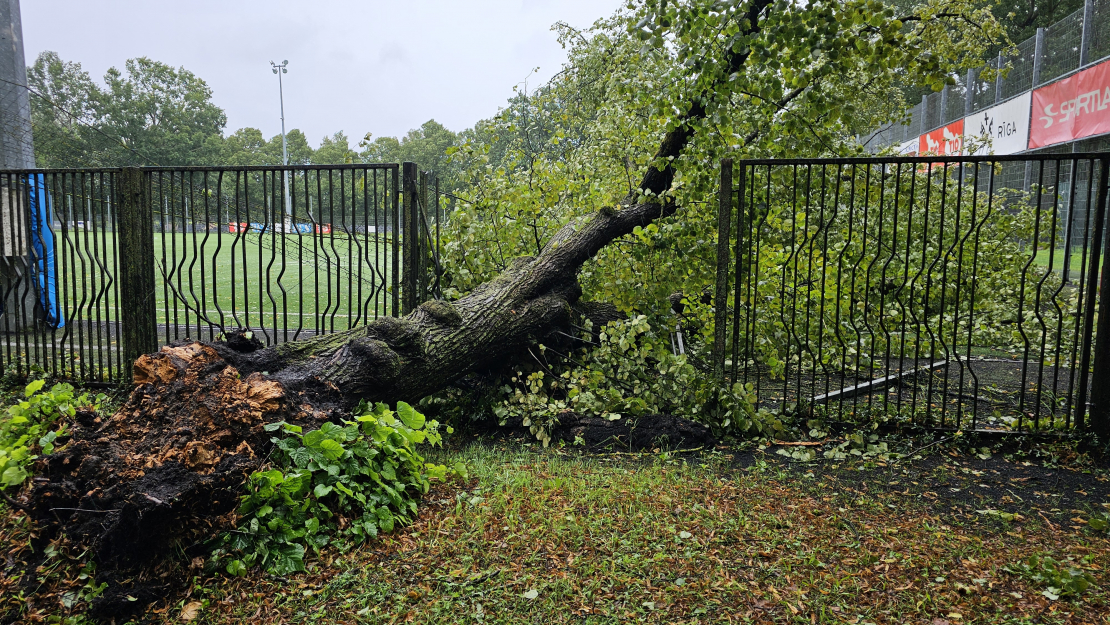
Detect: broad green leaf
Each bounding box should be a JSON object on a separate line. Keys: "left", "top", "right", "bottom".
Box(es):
{"left": 318, "top": 439, "right": 345, "bottom": 461}
{"left": 396, "top": 402, "right": 425, "bottom": 430}
{"left": 24, "top": 380, "right": 45, "bottom": 397}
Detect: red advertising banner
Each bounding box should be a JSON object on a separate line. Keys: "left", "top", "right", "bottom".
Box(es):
{"left": 1029, "top": 59, "right": 1110, "bottom": 149}
{"left": 918, "top": 119, "right": 964, "bottom": 156}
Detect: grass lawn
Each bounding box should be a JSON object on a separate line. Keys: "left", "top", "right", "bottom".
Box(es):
{"left": 1032, "top": 248, "right": 1091, "bottom": 274}
{"left": 50, "top": 231, "right": 398, "bottom": 333}
{"left": 56, "top": 441, "right": 1102, "bottom": 625}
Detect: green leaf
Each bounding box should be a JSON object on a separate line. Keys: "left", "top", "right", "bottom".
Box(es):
{"left": 303, "top": 430, "right": 326, "bottom": 448}
{"left": 1, "top": 465, "right": 28, "bottom": 487}
{"left": 24, "top": 380, "right": 45, "bottom": 397}
{"left": 396, "top": 401, "right": 425, "bottom": 430}
{"left": 313, "top": 483, "right": 334, "bottom": 498}
{"left": 317, "top": 439, "right": 345, "bottom": 461}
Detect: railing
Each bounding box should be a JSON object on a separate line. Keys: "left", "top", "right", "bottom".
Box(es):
{"left": 0, "top": 163, "right": 440, "bottom": 383}
{"left": 713, "top": 153, "right": 1110, "bottom": 435}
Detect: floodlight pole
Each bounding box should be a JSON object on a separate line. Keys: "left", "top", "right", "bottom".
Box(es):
{"left": 271, "top": 60, "right": 292, "bottom": 222}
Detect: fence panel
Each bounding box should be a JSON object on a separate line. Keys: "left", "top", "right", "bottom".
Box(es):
{"left": 0, "top": 171, "right": 120, "bottom": 382}
{"left": 0, "top": 163, "right": 437, "bottom": 383}
{"left": 717, "top": 154, "right": 1110, "bottom": 434}
{"left": 148, "top": 165, "right": 403, "bottom": 347}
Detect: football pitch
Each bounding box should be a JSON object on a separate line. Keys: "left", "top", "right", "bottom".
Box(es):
{"left": 48, "top": 231, "right": 399, "bottom": 335}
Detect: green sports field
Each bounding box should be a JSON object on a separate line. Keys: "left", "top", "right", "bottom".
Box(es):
{"left": 48, "top": 231, "right": 399, "bottom": 336}
{"left": 1031, "top": 247, "right": 1094, "bottom": 274}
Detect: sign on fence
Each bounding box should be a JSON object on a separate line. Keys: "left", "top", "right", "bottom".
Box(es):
{"left": 919, "top": 119, "right": 964, "bottom": 156}
{"left": 965, "top": 92, "right": 1031, "bottom": 155}
{"left": 1029, "top": 58, "right": 1110, "bottom": 149}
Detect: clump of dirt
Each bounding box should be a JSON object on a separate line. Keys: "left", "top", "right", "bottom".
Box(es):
{"left": 221, "top": 328, "right": 265, "bottom": 353}
{"left": 22, "top": 342, "right": 331, "bottom": 620}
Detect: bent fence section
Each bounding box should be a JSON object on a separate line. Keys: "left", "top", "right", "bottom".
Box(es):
{"left": 714, "top": 154, "right": 1110, "bottom": 435}
{"left": 0, "top": 163, "right": 442, "bottom": 383}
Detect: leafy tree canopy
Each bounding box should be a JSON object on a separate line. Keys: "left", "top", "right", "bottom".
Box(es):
{"left": 440, "top": 0, "right": 1005, "bottom": 317}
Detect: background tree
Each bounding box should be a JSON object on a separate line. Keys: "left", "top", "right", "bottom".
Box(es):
{"left": 27, "top": 51, "right": 114, "bottom": 167}
{"left": 28, "top": 53, "right": 227, "bottom": 166}
{"left": 313, "top": 130, "right": 357, "bottom": 164}
{"left": 96, "top": 57, "right": 226, "bottom": 165}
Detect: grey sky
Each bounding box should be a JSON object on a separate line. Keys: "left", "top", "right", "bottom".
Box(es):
{"left": 21, "top": 0, "right": 624, "bottom": 146}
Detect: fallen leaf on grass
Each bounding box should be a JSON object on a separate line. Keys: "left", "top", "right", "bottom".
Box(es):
{"left": 180, "top": 601, "right": 203, "bottom": 622}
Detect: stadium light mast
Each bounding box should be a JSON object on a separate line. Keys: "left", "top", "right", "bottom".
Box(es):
{"left": 270, "top": 60, "right": 292, "bottom": 221}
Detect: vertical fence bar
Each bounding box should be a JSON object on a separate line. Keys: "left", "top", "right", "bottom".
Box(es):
{"left": 401, "top": 162, "right": 418, "bottom": 315}
{"left": 1086, "top": 157, "right": 1110, "bottom": 437}
{"left": 731, "top": 161, "right": 747, "bottom": 384}
{"left": 391, "top": 166, "right": 400, "bottom": 317}
{"left": 714, "top": 158, "right": 733, "bottom": 380}
{"left": 118, "top": 167, "right": 157, "bottom": 368}
{"left": 419, "top": 170, "right": 429, "bottom": 304}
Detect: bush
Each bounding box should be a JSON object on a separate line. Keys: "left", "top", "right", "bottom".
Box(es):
{"left": 1006, "top": 554, "right": 1096, "bottom": 600}
{"left": 211, "top": 401, "right": 464, "bottom": 576}
{"left": 492, "top": 316, "right": 785, "bottom": 444}
{"left": 1, "top": 380, "right": 103, "bottom": 492}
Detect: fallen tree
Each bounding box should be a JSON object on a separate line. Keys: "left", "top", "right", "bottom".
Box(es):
{"left": 7, "top": 0, "right": 1002, "bottom": 618}
{"left": 19, "top": 71, "right": 712, "bottom": 622}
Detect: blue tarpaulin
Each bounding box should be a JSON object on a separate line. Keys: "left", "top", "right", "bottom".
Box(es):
{"left": 27, "top": 174, "right": 63, "bottom": 328}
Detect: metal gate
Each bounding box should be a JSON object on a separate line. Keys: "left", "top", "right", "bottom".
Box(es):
{"left": 713, "top": 154, "right": 1110, "bottom": 435}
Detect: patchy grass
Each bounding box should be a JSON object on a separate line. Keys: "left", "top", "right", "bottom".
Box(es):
{"left": 57, "top": 442, "right": 1099, "bottom": 625}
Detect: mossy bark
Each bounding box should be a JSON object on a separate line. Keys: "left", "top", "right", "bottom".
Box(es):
{"left": 223, "top": 199, "right": 677, "bottom": 404}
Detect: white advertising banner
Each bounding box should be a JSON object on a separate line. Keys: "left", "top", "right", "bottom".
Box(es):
{"left": 963, "top": 92, "right": 1032, "bottom": 155}
{"left": 898, "top": 139, "right": 918, "bottom": 155}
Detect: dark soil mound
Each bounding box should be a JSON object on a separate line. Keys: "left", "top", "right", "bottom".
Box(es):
{"left": 23, "top": 343, "right": 324, "bottom": 620}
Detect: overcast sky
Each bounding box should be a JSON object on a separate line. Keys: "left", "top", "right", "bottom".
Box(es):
{"left": 21, "top": 0, "right": 624, "bottom": 147}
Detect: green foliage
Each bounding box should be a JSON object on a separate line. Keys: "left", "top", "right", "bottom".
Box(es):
{"left": 0, "top": 380, "right": 102, "bottom": 491}
{"left": 722, "top": 166, "right": 1057, "bottom": 389}
{"left": 441, "top": 0, "right": 1006, "bottom": 318}
{"left": 29, "top": 53, "right": 227, "bottom": 167}
{"left": 1005, "top": 554, "right": 1096, "bottom": 600}
{"left": 360, "top": 120, "right": 462, "bottom": 190}
{"left": 492, "top": 316, "right": 783, "bottom": 444}
{"left": 212, "top": 401, "right": 463, "bottom": 576}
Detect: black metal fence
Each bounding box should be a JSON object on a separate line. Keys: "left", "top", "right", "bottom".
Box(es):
{"left": 0, "top": 163, "right": 441, "bottom": 383}
{"left": 713, "top": 153, "right": 1110, "bottom": 434}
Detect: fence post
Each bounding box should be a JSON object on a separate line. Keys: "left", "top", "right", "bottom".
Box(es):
{"left": 1079, "top": 0, "right": 1094, "bottom": 67}
{"left": 401, "top": 162, "right": 418, "bottom": 315}
{"left": 117, "top": 167, "right": 157, "bottom": 370}
{"left": 965, "top": 68, "right": 975, "bottom": 117}
{"left": 1031, "top": 27, "right": 1045, "bottom": 88}
{"left": 713, "top": 158, "right": 733, "bottom": 381}
{"left": 939, "top": 86, "right": 948, "bottom": 125}
{"left": 1086, "top": 158, "right": 1110, "bottom": 438}
{"left": 419, "top": 169, "right": 429, "bottom": 303}
{"left": 919, "top": 95, "right": 928, "bottom": 135}
{"left": 994, "top": 53, "right": 1003, "bottom": 104}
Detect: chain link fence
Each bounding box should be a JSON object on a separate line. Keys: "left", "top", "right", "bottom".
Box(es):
{"left": 866, "top": 0, "right": 1110, "bottom": 154}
